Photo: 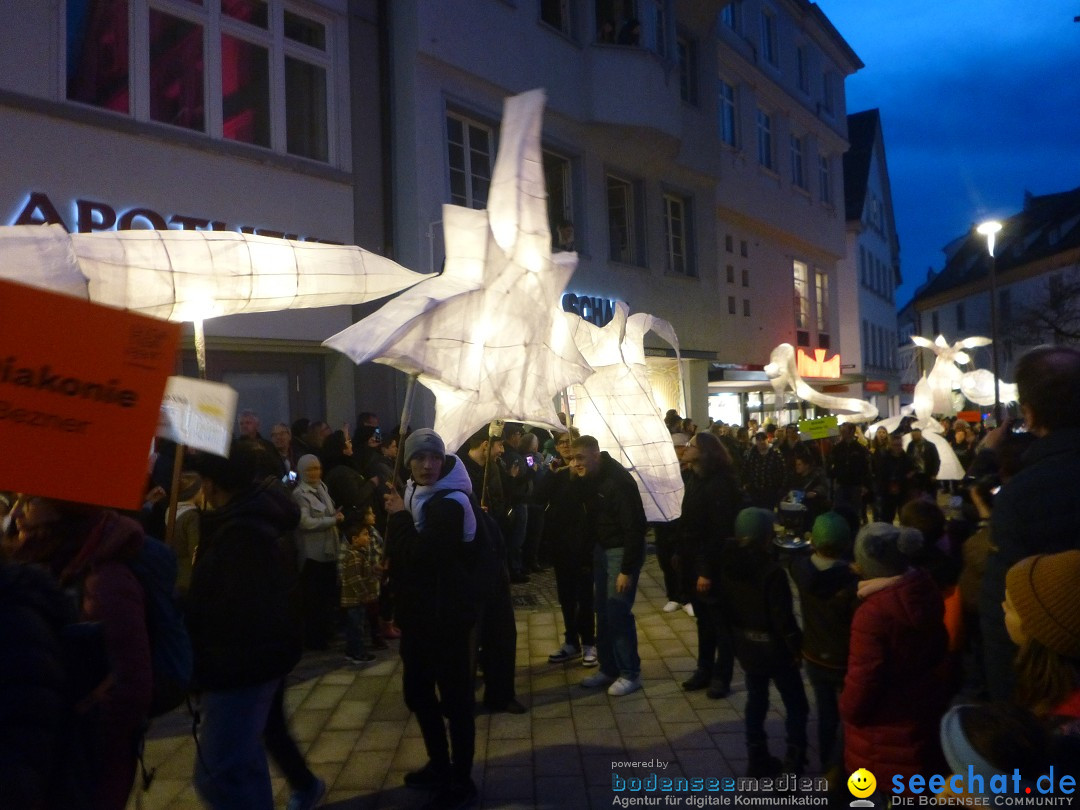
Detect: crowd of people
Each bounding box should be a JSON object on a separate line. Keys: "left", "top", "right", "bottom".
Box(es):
{"left": 656, "top": 345, "right": 1080, "bottom": 801}
{"left": 2, "top": 345, "right": 1079, "bottom": 808}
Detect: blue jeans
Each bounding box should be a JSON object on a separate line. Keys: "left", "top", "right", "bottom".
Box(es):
{"left": 593, "top": 546, "right": 640, "bottom": 680}
{"left": 344, "top": 605, "right": 366, "bottom": 658}
{"left": 194, "top": 678, "right": 280, "bottom": 810}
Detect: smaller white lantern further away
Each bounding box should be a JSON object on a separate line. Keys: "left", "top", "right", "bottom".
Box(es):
{"left": 566, "top": 302, "right": 685, "bottom": 522}
{"left": 765, "top": 343, "right": 878, "bottom": 422}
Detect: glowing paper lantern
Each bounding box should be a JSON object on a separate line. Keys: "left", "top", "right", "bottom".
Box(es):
{"left": 959, "top": 368, "right": 1019, "bottom": 408}
{"left": 324, "top": 89, "right": 592, "bottom": 452}
{"left": 0, "top": 223, "right": 426, "bottom": 322}
{"left": 566, "top": 302, "right": 684, "bottom": 522}
{"left": 765, "top": 343, "right": 879, "bottom": 422}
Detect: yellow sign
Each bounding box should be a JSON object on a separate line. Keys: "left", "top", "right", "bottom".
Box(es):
{"left": 798, "top": 415, "right": 839, "bottom": 439}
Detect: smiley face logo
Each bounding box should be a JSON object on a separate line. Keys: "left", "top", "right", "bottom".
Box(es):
{"left": 847, "top": 768, "right": 876, "bottom": 798}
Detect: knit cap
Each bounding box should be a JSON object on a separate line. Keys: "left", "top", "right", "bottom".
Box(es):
{"left": 811, "top": 512, "right": 852, "bottom": 558}
{"left": 403, "top": 428, "right": 446, "bottom": 463}
{"left": 854, "top": 522, "right": 923, "bottom": 579}
{"left": 734, "top": 507, "right": 775, "bottom": 548}
{"left": 1005, "top": 550, "right": 1080, "bottom": 659}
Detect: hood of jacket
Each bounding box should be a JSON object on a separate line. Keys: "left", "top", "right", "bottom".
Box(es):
{"left": 791, "top": 554, "right": 858, "bottom": 599}
{"left": 201, "top": 479, "right": 301, "bottom": 541}
{"left": 58, "top": 511, "right": 144, "bottom": 586}
{"left": 404, "top": 455, "right": 477, "bottom": 539}
{"left": 860, "top": 568, "right": 943, "bottom": 628}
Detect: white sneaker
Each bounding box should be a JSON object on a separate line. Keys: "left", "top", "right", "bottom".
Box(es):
{"left": 581, "top": 671, "right": 616, "bottom": 689}
{"left": 683, "top": 603, "right": 695, "bottom": 617}
{"left": 607, "top": 676, "right": 642, "bottom": 697}
{"left": 662, "top": 600, "right": 681, "bottom": 613}
{"left": 582, "top": 645, "right": 598, "bottom": 667}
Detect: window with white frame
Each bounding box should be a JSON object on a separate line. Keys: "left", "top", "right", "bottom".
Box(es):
{"left": 543, "top": 150, "right": 574, "bottom": 250}
{"left": 719, "top": 1, "right": 740, "bottom": 33}
{"left": 793, "top": 260, "right": 810, "bottom": 344}
{"left": 743, "top": 298, "right": 751, "bottom": 317}
{"left": 606, "top": 173, "right": 644, "bottom": 266}
{"left": 540, "top": 0, "right": 572, "bottom": 36}
{"left": 822, "top": 71, "right": 835, "bottom": 115}
{"left": 815, "top": 268, "right": 829, "bottom": 337}
{"left": 796, "top": 45, "right": 809, "bottom": 93}
{"left": 790, "top": 134, "right": 805, "bottom": 189}
{"left": 66, "top": 0, "right": 335, "bottom": 163}
{"left": 447, "top": 112, "right": 494, "bottom": 209}
{"left": 819, "top": 154, "right": 832, "bottom": 203}
{"left": 718, "top": 80, "right": 737, "bottom": 146}
{"left": 756, "top": 108, "right": 773, "bottom": 169}
{"left": 663, "top": 192, "right": 694, "bottom": 277}
{"left": 759, "top": 7, "right": 777, "bottom": 67}
{"left": 728, "top": 296, "right": 736, "bottom": 314}
{"left": 677, "top": 33, "right": 698, "bottom": 104}
{"left": 641, "top": 0, "right": 667, "bottom": 56}
{"left": 862, "top": 319, "right": 869, "bottom": 366}
{"left": 859, "top": 246, "right": 867, "bottom": 286}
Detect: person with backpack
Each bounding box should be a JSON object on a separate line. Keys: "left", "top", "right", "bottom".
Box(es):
{"left": 11, "top": 497, "right": 153, "bottom": 810}
{"left": 186, "top": 445, "right": 318, "bottom": 810}
{"left": 384, "top": 428, "right": 481, "bottom": 810}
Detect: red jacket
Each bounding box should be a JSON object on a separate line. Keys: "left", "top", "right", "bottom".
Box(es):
{"left": 841, "top": 568, "right": 949, "bottom": 783}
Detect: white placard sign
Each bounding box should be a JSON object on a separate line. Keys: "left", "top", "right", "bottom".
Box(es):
{"left": 157, "top": 376, "right": 237, "bottom": 455}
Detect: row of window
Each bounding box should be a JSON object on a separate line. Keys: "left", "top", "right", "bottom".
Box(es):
{"left": 859, "top": 246, "right": 894, "bottom": 302}
{"left": 66, "top": 0, "right": 334, "bottom": 163}
{"left": 447, "top": 111, "right": 695, "bottom": 276}
{"left": 726, "top": 93, "right": 832, "bottom": 203}
{"left": 720, "top": 1, "right": 838, "bottom": 117}
{"left": 862, "top": 320, "right": 898, "bottom": 371}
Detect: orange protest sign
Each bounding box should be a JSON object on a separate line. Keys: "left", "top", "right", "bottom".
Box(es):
{"left": 0, "top": 278, "right": 180, "bottom": 509}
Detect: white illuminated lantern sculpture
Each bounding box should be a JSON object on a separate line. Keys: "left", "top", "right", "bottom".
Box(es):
{"left": 0, "top": 223, "right": 427, "bottom": 373}
{"left": 764, "top": 343, "right": 879, "bottom": 422}
{"left": 324, "top": 89, "right": 592, "bottom": 452}
{"left": 566, "top": 302, "right": 684, "bottom": 522}
{"left": 910, "top": 334, "right": 1016, "bottom": 412}
{"left": 0, "top": 224, "right": 424, "bottom": 320}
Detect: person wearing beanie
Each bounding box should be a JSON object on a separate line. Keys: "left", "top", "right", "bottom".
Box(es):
{"left": 841, "top": 522, "right": 949, "bottom": 789}
{"left": 1003, "top": 550, "right": 1080, "bottom": 769}
{"left": 384, "top": 427, "right": 481, "bottom": 808}
{"left": 781, "top": 511, "right": 858, "bottom": 774}
{"left": 935, "top": 703, "right": 1048, "bottom": 801}
{"left": 719, "top": 508, "right": 809, "bottom": 776}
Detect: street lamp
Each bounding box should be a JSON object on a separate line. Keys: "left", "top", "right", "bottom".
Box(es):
{"left": 976, "top": 219, "right": 1003, "bottom": 425}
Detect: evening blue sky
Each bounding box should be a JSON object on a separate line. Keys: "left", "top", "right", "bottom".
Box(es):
{"left": 815, "top": 0, "right": 1080, "bottom": 307}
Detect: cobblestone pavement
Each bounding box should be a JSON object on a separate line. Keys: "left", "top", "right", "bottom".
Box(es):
{"left": 128, "top": 549, "right": 828, "bottom": 810}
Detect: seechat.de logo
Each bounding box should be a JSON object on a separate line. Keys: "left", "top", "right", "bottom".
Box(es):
{"left": 848, "top": 768, "right": 877, "bottom": 807}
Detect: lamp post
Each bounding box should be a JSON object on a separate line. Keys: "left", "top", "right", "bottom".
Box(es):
{"left": 976, "top": 219, "right": 1003, "bottom": 425}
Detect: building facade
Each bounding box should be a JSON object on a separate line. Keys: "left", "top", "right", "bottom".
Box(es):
{"left": 387, "top": 0, "right": 864, "bottom": 428}
{"left": 1, "top": 0, "right": 394, "bottom": 432}
{"left": 910, "top": 186, "right": 1080, "bottom": 391}
{"left": 838, "top": 108, "right": 902, "bottom": 418}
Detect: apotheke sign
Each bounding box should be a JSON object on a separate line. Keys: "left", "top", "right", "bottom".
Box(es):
{"left": 8, "top": 191, "right": 335, "bottom": 242}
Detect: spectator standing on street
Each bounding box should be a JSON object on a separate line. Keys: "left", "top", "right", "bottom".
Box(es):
{"left": 385, "top": 429, "right": 480, "bottom": 809}
{"left": 980, "top": 345, "right": 1080, "bottom": 701}
{"left": 826, "top": 422, "right": 872, "bottom": 523}
{"left": 572, "top": 435, "right": 648, "bottom": 697}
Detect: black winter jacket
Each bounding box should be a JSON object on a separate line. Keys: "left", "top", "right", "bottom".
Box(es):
{"left": 678, "top": 467, "right": 740, "bottom": 586}
{"left": 785, "top": 554, "right": 858, "bottom": 670}
{"left": 719, "top": 544, "right": 802, "bottom": 674}
{"left": 581, "top": 453, "right": 647, "bottom": 574}
{"left": 187, "top": 482, "right": 303, "bottom": 690}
